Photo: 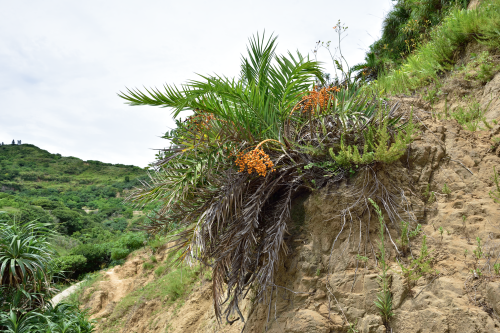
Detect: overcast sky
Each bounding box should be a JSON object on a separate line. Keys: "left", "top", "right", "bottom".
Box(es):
{"left": 0, "top": 0, "right": 393, "bottom": 167}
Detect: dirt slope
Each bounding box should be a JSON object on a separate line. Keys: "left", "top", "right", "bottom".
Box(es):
{"left": 77, "top": 246, "right": 246, "bottom": 333}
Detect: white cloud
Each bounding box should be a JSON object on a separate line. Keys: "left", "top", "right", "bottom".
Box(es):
{"left": 0, "top": 0, "right": 393, "bottom": 167}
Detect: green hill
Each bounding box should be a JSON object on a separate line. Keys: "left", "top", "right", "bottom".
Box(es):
{"left": 0, "top": 143, "right": 153, "bottom": 277}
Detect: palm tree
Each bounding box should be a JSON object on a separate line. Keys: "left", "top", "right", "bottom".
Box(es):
{"left": 119, "top": 33, "right": 325, "bottom": 320}
{"left": 118, "top": 33, "right": 411, "bottom": 323}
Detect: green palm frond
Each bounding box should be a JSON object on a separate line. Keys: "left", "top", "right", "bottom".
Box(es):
{"left": 240, "top": 31, "right": 277, "bottom": 85}
{"left": 119, "top": 33, "right": 323, "bottom": 145}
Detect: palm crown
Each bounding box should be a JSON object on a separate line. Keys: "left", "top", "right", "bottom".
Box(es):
{"left": 119, "top": 32, "right": 323, "bottom": 146}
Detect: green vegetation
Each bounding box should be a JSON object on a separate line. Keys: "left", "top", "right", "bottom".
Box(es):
{"left": 398, "top": 220, "right": 421, "bottom": 255}
{"left": 473, "top": 236, "right": 483, "bottom": 260}
{"left": 423, "top": 184, "right": 436, "bottom": 204}
{"left": 398, "top": 234, "right": 434, "bottom": 294}
{"left": 442, "top": 183, "right": 451, "bottom": 195}
{"left": 0, "top": 219, "right": 95, "bottom": 332}
{"left": 119, "top": 33, "right": 415, "bottom": 321}
{"left": 0, "top": 144, "right": 152, "bottom": 278}
{"left": 490, "top": 166, "right": 500, "bottom": 204}
{"left": 373, "top": 0, "right": 500, "bottom": 93}
{"left": 369, "top": 199, "right": 394, "bottom": 327}
{"left": 346, "top": 319, "right": 359, "bottom": 333}
{"left": 461, "top": 51, "right": 500, "bottom": 84}
{"left": 356, "top": 254, "right": 369, "bottom": 263}
{"left": 103, "top": 261, "right": 199, "bottom": 331}
{"left": 450, "top": 96, "right": 491, "bottom": 131}
{"left": 6, "top": 0, "right": 496, "bottom": 329}
{"left": 360, "top": 0, "right": 470, "bottom": 79}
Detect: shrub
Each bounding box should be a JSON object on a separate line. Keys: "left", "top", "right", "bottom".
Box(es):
{"left": 360, "top": 0, "right": 470, "bottom": 78}
{"left": 52, "top": 208, "right": 85, "bottom": 235}
{"left": 6, "top": 206, "right": 54, "bottom": 225}
{"left": 53, "top": 255, "right": 87, "bottom": 279}
{"left": 0, "top": 303, "right": 96, "bottom": 333}
{"left": 0, "top": 221, "right": 54, "bottom": 289}
{"left": 110, "top": 247, "right": 130, "bottom": 261}
{"left": 70, "top": 244, "right": 109, "bottom": 274}
{"left": 375, "top": 1, "right": 500, "bottom": 94}
{"left": 103, "top": 217, "right": 128, "bottom": 232}
{"left": 117, "top": 232, "right": 146, "bottom": 251}
{"left": 31, "top": 198, "right": 63, "bottom": 210}
{"left": 123, "top": 208, "right": 133, "bottom": 219}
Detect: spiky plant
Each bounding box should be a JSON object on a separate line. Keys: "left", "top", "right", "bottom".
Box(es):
{"left": 0, "top": 221, "right": 54, "bottom": 291}
{"left": 119, "top": 33, "right": 413, "bottom": 323}
{"left": 0, "top": 309, "right": 43, "bottom": 333}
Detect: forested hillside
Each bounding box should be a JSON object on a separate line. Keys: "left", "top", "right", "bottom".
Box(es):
{"left": 0, "top": 143, "right": 154, "bottom": 278}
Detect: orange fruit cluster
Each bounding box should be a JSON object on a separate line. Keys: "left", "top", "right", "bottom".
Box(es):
{"left": 295, "top": 86, "right": 340, "bottom": 115}
{"left": 186, "top": 112, "right": 215, "bottom": 131}
{"left": 235, "top": 147, "right": 274, "bottom": 177}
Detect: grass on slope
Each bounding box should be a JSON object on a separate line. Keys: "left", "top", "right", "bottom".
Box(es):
{"left": 374, "top": 0, "right": 500, "bottom": 94}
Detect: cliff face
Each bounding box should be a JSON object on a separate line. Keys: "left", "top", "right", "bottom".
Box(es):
{"left": 242, "top": 101, "right": 500, "bottom": 333}
{"left": 76, "top": 46, "right": 500, "bottom": 333}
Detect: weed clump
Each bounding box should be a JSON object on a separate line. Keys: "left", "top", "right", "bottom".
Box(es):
{"left": 369, "top": 199, "right": 394, "bottom": 327}
{"left": 451, "top": 97, "right": 491, "bottom": 131}
{"left": 398, "top": 234, "right": 434, "bottom": 293}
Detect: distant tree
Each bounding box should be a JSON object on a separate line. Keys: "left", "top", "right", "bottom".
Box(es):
{"left": 52, "top": 208, "right": 85, "bottom": 235}
{"left": 11, "top": 140, "right": 15, "bottom": 145}
{"left": 17, "top": 140, "right": 21, "bottom": 145}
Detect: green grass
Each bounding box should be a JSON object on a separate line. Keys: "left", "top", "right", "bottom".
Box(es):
{"left": 142, "top": 262, "right": 154, "bottom": 270}
{"left": 373, "top": 1, "right": 500, "bottom": 94}
{"left": 450, "top": 97, "right": 488, "bottom": 131}
{"left": 359, "top": 0, "right": 470, "bottom": 78}
{"left": 66, "top": 272, "right": 103, "bottom": 306}
{"left": 154, "top": 264, "right": 167, "bottom": 276}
